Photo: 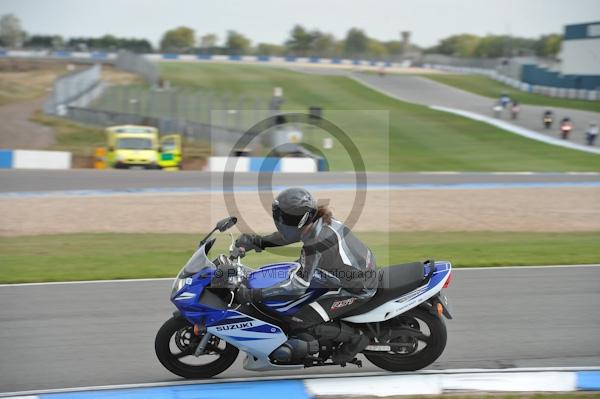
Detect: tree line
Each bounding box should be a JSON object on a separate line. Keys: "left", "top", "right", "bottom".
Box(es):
{"left": 425, "top": 33, "right": 561, "bottom": 58}
{"left": 1, "top": 13, "right": 562, "bottom": 59}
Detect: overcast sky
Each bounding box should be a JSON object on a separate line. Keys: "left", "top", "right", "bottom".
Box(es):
{"left": 1, "top": 0, "right": 599, "bottom": 47}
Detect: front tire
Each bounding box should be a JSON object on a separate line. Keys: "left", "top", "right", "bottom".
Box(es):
{"left": 364, "top": 307, "right": 447, "bottom": 371}
{"left": 155, "top": 317, "right": 238, "bottom": 378}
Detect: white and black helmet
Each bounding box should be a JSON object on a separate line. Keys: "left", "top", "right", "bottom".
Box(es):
{"left": 272, "top": 187, "right": 318, "bottom": 241}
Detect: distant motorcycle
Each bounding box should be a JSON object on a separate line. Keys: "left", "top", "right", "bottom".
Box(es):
{"left": 560, "top": 118, "right": 573, "bottom": 140}
{"left": 543, "top": 112, "right": 554, "bottom": 129}
{"left": 155, "top": 217, "right": 453, "bottom": 378}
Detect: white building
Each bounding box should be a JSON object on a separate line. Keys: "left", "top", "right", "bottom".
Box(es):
{"left": 560, "top": 21, "right": 600, "bottom": 76}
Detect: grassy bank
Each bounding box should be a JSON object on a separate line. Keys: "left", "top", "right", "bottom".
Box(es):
{"left": 1, "top": 231, "right": 598, "bottom": 283}
{"left": 29, "top": 111, "right": 105, "bottom": 156}
{"left": 153, "top": 63, "right": 599, "bottom": 172}
{"left": 422, "top": 73, "right": 600, "bottom": 113}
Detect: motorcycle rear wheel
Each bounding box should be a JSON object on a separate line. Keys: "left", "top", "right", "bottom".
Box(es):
{"left": 155, "top": 316, "right": 238, "bottom": 378}
{"left": 364, "top": 307, "right": 446, "bottom": 371}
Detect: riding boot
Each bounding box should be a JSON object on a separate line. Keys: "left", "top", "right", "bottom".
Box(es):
{"left": 313, "top": 322, "right": 369, "bottom": 364}
{"left": 331, "top": 329, "right": 369, "bottom": 363}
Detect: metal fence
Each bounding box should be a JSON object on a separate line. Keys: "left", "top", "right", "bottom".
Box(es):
{"left": 68, "top": 106, "right": 241, "bottom": 141}
{"left": 87, "top": 85, "right": 272, "bottom": 133}
{"left": 43, "top": 64, "right": 105, "bottom": 115}
{"left": 114, "top": 50, "right": 159, "bottom": 85}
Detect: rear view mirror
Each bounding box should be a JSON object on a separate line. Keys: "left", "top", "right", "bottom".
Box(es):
{"left": 216, "top": 216, "right": 237, "bottom": 232}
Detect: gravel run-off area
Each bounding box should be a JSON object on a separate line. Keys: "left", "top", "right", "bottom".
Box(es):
{"left": 1, "top": 187, "right": 599, "bottom": 236}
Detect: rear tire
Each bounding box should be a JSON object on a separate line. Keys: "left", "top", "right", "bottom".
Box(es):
{"left": 155, "top": 317, "right": 238, "bottom": 378}
{"left": 364, "top": 307, "right": 446, "bottom": 371}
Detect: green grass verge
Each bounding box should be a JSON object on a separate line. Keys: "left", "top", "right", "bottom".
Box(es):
{"left": 30, "top": 111, "right": 106, "bottom": 156}
{"left": 117, "top": 62, "right": 599, "bottom": 172}
{"left": 422, "top": 73, "right": 600, "bottom": 113}
{"left": 1, "top": 232, "right": 598, "bottom": 283}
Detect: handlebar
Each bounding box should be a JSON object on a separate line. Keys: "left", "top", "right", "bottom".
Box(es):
{"left": 229, "top": 246, "right": 246, "bottom": 261}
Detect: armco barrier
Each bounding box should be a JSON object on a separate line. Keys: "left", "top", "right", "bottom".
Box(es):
{"left": 0, "top": 149, "right": 71, "bottom": 170}
{"left": 3, "top": 369, "right": 599, "bottom": 398}
{"left": 426, "top": 63, "right": 600, "bottom": 101}
{"left": 0, "top": 50, "right": 397, "bottom": 69}
{"left": 208, "top": 156, "right": 318, "bottom": 173}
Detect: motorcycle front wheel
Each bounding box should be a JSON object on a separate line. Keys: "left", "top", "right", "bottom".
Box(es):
{"left": 364, "top": 307, "right": 447, "bottom": 372}
{"left": 155, "top": 316, "right": 238, "bottom": 378}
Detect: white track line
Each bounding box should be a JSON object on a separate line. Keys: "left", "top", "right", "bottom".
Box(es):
{"left": 1, "top": 264, "right": 598, "bottom": 288}
{"left": 454, "top": 263, "right": 600, "bottom": 271}
{"left": 1, "top": 367, "right": 599, "bottom": 397}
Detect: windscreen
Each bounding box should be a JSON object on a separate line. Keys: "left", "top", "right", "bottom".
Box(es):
{"left": 178, "top": 244, "right": 216, "bottom": 279}
{"left": 117, "top": 138, "right": 153, "bottom": 150}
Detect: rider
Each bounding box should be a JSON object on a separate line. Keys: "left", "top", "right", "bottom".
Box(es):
{"left": 234, "top": 187, "right": 378, "bottom": 363}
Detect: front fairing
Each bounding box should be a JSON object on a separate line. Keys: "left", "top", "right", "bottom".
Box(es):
{"left": 171, "top": 240, "right": 216, "bottom": 298}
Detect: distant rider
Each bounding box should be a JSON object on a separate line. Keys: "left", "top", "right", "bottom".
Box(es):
{"left": 586, "top": 121, "right": 598, "bottom": 146}
{"left": 560, "top": 117, "right": 573, "bottom": 140}
{"left": 234, "top": 187, "right": 377, "bottom": 363}
{"left": 543, "top": 110, "right": 554, "bottom": 129}
{"left": 510, "top": 100, "right": 520, "bottom": 120}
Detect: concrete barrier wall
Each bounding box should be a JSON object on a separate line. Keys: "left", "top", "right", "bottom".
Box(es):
{"left": 0, "top": 149, "right": 71, "bottom": 169}
{"left": 208, "top": 157, "right": 318, "bottom": 173}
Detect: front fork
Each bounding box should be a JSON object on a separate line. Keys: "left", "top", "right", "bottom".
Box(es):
{"left": 194, "top": 332, "right": 213, "bottom": 356}
{"left": 173, "top": 310, "right": 214, "bottom": 356}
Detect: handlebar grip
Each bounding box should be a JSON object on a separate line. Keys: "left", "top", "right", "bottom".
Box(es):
{"left": 229, "top": 246, "right": 246, "bottom": 260}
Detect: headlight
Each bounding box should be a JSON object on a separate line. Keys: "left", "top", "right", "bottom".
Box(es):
{"left": 171, "top": 277, "right": 185, "bottom": 295}
{"left": 116, "top": 153, "right": 125, "bottom": 161}
{"left": 148, "top": 153, "right": 157, "bottom": 162}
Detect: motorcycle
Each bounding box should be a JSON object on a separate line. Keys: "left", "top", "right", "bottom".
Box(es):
{"left": 155, "top": 217, "right": 453, "bottom": 378}
{"left": 560, "top": 122, "right": 573, "bottom": 140}
{"left": 543, "top": 115, "right": 553, "bottom": 129}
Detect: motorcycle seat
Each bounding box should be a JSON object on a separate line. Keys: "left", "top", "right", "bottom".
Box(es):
{"left": 342, "top": 262, "right": 425, "bottom": 317}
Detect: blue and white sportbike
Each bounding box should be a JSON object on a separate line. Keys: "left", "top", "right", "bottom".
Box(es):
{"left": 155, "top": 217, "right": 453, "bottom": 378}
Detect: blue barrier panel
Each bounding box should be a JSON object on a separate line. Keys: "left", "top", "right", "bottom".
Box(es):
{"left": 385, "top": 61, "right": 392, "bottom": 67}
{"left": 91, "top": 52, "right": 107, "bottom": 59}
{"left": 229, "top": 54, "right": 242, "bottom": 61}
{"left": 309, "top": 56, "right": 320, "bottom": 63}
{"left": 197, "top": 54, "right": 212, "bottom": 60}
{"left": 250, "top": 157, "right": 281, "bottom": 172}
{"left": 317, "top": 158, "right": 329, "bottom": 171}
{"left": 577, "top": 371, "right": 600, "bottom": 390}
{"left": 162, "top": 53, "right": 179, "bottom": 59}
{"left": 39, "top": 380, "right": 310, "bottom": 399}
{"left": 0, "top": 150, "right": 13, "bottom": 169}
{"left": 369, "top": 60, "right": 377, "bottom": 66}
{"left": 521, "top": 64, "right": 600, "bottom": 90}
{"left": 352, "top": 59, "right": 360, "bottom": 65}
{"left": 256, "top": 55, "right": 270, "bottom": 62}
{"left": 55, "top": 51, "right": 71, "bottom": 57}
{"left": 331, "top": 58, "right": 341, "bottom": 64}
{"left": 0, "top": 49, "right": 7, "bottom": 57}
{"left": 285, "top": 56, "right": 297, "bottom": 62}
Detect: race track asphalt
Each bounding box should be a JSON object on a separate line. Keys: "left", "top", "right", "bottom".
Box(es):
{"left": 1, "top": 265, "right": 599, "bottom": 393}
{"left": 352, "top": 73, "right": 600, "bottom": 145}
{"left": 1, "top": 170, "right": 599, "bottom": 193}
